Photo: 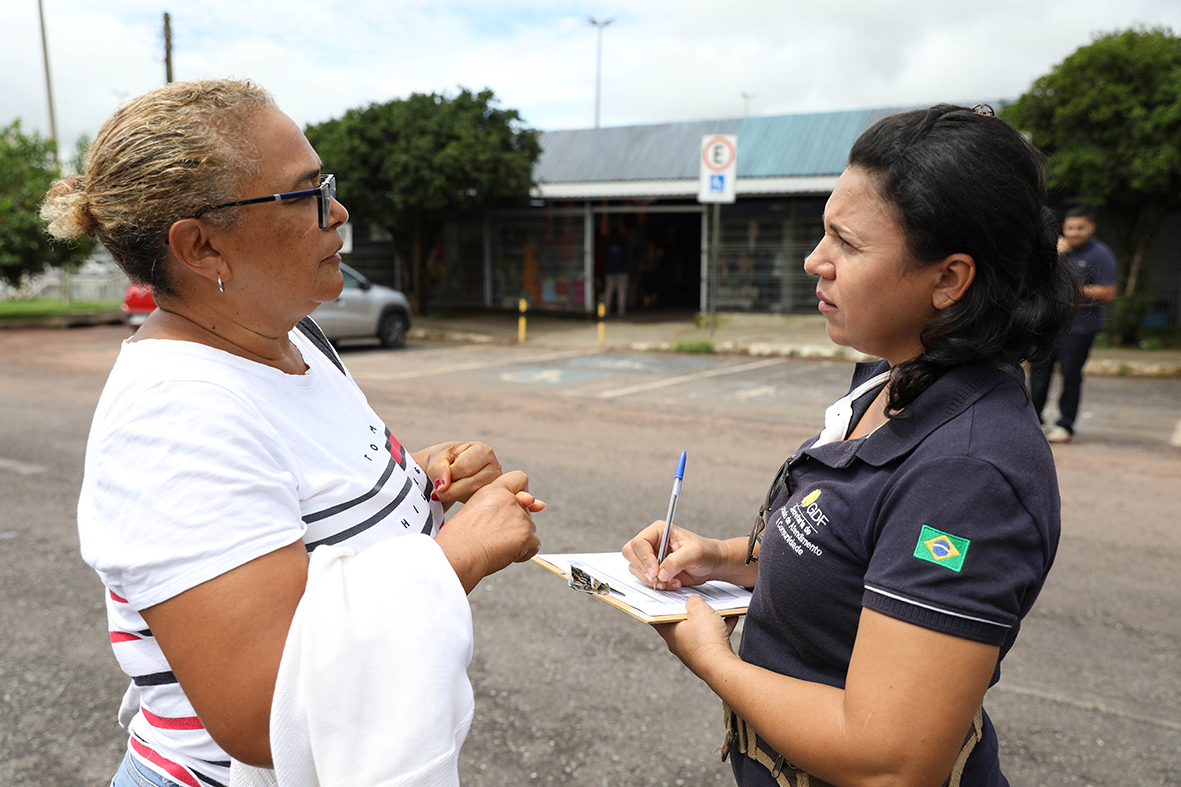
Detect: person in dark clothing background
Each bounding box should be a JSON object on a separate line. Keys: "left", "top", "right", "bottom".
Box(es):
{"left": 1029, "top": 206, "right": 1117, "bottom": 443}
{"left": 603, "top": 230, "right": 629, "bottom": 316}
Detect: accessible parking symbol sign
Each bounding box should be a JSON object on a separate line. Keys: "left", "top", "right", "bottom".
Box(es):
{"left": 698, "top": 134, "right": 737, "bottom": 203}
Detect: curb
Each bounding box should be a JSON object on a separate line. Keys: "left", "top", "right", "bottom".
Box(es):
{"left": 628, "top": 340, "right": 874, "bottom": 362}
{"left": 407, "top": 327, "right": 500, "bottom": 344}
{"left": 408, "top": 326, "right": 1181, "bottom": 378}
{"left": 1085, "top": 358, "right": 1181, "bottom": 378}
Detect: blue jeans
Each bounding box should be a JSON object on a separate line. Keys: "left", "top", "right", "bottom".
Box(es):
{"left": 110, "top": 751, "right": 184, "bottom": 787}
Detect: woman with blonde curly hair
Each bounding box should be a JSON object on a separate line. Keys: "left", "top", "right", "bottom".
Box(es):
{"left": 45, "top": 79, "right": 543, "bottom": 787}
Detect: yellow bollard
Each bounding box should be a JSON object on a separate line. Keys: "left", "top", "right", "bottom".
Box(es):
{"left": 518, "top": 297, "right": 527, "bottom": 343}
{"left": 597, "top": 300, "right": 606, "bottom": 347}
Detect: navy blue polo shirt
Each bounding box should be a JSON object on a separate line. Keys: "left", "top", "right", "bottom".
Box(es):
{"left": 733, "top": 360, "right": 1061, "bottom": 787}
{"left": 1063, "top": 237, "right": 1117, "bottom": 335}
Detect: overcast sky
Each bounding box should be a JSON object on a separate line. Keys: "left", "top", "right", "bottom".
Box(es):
{"left": 7, "top": 0, "right": 1181, "bottom": 157}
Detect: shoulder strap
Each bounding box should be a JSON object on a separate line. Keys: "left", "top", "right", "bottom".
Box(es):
{"left": 296, "top": 316, "right": 346, "bottom": 375}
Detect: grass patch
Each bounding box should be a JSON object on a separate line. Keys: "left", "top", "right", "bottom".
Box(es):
{"left": 694, "top": 312, "right": 731, "bottom": 330}
{"left": 1095, "top": 327, "right": 1181, "bottom": 351}
{"left": 0, "top": 299, "right": 120, "bottom": 322}
{"left": 671, "top": 338, "right": 716, "bottom": 354}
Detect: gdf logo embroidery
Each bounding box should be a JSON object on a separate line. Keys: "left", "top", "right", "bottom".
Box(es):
{"left": 913, "top": 525, "right": 970, "bottom": 572}
{"left": 778, "top": 488, "right": 828, "bottom": 558}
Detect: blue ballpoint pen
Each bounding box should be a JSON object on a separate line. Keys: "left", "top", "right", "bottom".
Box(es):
{"left": 655, "top": 450, "right": 687, "bottom": 585}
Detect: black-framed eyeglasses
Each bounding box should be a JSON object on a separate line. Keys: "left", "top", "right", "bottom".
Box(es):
{"left": 746, "top": 456, "right": 793, "bottom": 565}
{"left": 194, "top": 174, "right": 337, "bottom": 230}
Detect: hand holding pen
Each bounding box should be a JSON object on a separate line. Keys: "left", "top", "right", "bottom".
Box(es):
{"left": 624, "top": 450, "right": 757, "bottom": 591}
{"left": 650, "top": 451, "right": 687, "bottom": 589}
{"left": 656, "top": 451, "right": 686, "bottom": 563}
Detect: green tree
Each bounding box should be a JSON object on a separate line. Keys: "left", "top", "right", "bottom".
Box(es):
{"left": 0, "top": 120, "right": 94, "bottom": 290}
{"left": 1003, "top": 26, "right": 1181, "bottom": 343}
{"left": 306, "top": 88, "right": 541, "bottom": 313}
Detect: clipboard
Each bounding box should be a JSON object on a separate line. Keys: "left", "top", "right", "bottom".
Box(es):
{"left": 530, "top": 552, "right": 751, "bottom": 624}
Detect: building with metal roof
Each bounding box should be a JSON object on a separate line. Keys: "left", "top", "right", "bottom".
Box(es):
{"left": 348, "top": 108, "right": 906, "bottom": 314}
{"left": 344, "top": 105, "right": 1179, "bottom": 327}
{"left": 532, "top": 107, "right": 903, "bottom": 201}
{"left": 418, "top": 107, "right": 908, "bottom": 315}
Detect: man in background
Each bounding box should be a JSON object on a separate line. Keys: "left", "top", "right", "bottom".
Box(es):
{"left": 602, "top": 230, "right": 629, "bottom": 317}
{"left": 1030, "top": 207, "right": 1118, "bottom": 443}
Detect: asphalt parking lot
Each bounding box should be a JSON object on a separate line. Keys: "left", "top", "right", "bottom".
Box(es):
{"left": 2, "top": 325, "right": 1179, "bottom": 787}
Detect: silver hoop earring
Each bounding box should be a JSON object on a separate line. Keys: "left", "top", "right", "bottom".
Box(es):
{"left": 217, "top": 275, "right": 225, "bottom": 294}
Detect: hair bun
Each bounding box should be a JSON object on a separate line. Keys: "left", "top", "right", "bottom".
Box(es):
{"left": 41, "top": 175, "right": 98, "bottom": 240}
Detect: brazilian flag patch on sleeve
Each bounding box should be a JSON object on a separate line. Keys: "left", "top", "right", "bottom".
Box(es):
{"left": 913, "top": 525, "right": 970, "bottom": 572}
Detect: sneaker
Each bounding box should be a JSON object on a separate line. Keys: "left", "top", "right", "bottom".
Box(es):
{"left": 1045, "top": 426, "right": 1073, "bottom": 443}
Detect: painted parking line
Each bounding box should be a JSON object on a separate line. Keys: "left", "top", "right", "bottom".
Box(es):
{"left": 498, "top": 368, "right": 604, "bottom": 385}
{"left": 0, "top": 457, "right": 47, "bottom": 476}
{"left": 497, "top": 353, "right": 715, "bottom": 387}
{"left": 733, "top": 385, "right": 779, "bottom": 400}
{"left": 564, "top": 354, "right": 713, "bottom": 374}
{"left": 345, "top": 344, "right": 512, "bottom": 364}
{"left": 591, "top": 357, "right": 788, "bottom": 399}
{"left": 353, "top": 349, "right": 597, "bottom": 381}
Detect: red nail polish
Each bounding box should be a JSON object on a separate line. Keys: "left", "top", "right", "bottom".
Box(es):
{"left": 431, "top": 491, "right": 439, "bottom": 501}
{"left": 434, "top": 479, "right": 444, "bottom": 489}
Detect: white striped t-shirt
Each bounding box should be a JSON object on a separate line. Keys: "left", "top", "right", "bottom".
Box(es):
{"left": 79, "top": 328, "right": 444, "bottom": 787}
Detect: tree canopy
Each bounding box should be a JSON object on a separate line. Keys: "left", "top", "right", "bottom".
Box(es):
{"left": 305, "top": 88, "right": 541, "bottom": 312}
{"left": 1, "top": 120, "right": 93, "bottom": 289}
{"left": 1002, "top": 26, "right": 1181, "bottom": 341}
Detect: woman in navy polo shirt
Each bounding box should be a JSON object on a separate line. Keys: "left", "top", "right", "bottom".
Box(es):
{"left": 625, "top": 105, "right": 1077, "bottom": 787}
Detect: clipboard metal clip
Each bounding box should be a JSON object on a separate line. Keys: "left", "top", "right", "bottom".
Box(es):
{"left": 568, "top": 564, "right": 623, "bottom": 597}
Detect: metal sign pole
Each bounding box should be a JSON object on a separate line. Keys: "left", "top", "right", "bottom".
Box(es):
{"left": 697, "top": 134, "right": 737, "bottom": 336}
{"left": 710, "top": 203, "right": 720, "bottom": 336}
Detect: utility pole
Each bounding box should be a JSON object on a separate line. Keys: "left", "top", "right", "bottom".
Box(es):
{"left": 588, "top": 16, "right": 614, "bottom": 128}
{"left": 37, "top": 0, "right": 58, "bottom": 165}
{"left": 38, "top": 0, "right": 69, "bottom": 304}
{"left": 163, "top": 12, "right": 173, "bottom": 83}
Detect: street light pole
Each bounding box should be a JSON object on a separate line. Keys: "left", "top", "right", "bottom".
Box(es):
{"left": 741, "top": 91, "right": 757, "bottom": 117}
{"left": 588, "top": 16, "right": 614, "bottom": 128}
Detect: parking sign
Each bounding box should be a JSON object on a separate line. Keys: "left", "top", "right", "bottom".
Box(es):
{"left": 698, "top": 134, "right": 737, "bottom": 203}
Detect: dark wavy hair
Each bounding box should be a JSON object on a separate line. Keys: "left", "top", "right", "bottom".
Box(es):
{"left": 847, "top": 104, "right": 1079, "bottom": 413}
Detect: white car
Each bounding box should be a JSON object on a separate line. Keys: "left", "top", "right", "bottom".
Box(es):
{"left": 312, "top": 263, "right": 412, "bottom": 348}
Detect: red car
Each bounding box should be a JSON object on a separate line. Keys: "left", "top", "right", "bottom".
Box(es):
{"left": 121, "top": 283, "right": 156, "bottom": 327}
